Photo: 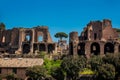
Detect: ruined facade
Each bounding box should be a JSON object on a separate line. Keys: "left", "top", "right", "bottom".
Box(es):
{"left": 69, "top": 19, "right": 120, "bottom": 57}
{"left": 0, "top": 26, "right": 56, "bottom": 54}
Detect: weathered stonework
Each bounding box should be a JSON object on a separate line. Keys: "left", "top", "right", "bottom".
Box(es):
{"left": 0, "top": 26, "right": 56, "bottom": 54}
{"left": 69, "top": 19, "right": 120, "bottom": 57}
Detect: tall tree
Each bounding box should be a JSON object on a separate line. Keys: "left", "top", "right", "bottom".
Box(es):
{"left": 61, "top": 56, "right": 86, "bottom": 80}
{"left": 54, "top": 32, "right": 68, "bottom": 41}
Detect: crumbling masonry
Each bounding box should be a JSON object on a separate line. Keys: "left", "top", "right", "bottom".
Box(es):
{"left": 69, "top": 19, "right": 120, "bottom": 57}
{"left": 0, "top": 26, "right": 56, "bottom": 54}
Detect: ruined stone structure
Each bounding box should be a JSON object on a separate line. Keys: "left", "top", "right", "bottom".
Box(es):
{"left": 57, "top": 40, "right": 68, "bottom": 54}
{"left": 69, "top": 19, "right": 120, "bottom": 57}
{"left": 0, "top": 26, "right": 56, "bottom": 54}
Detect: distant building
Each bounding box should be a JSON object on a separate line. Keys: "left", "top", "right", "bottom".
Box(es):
{"left": 69, "top": 19, "right": 120, "bottom": 57}
{"left": 0, "top": 58, "right": 43, "bottom": 80}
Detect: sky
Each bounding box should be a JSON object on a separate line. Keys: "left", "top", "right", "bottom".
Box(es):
{"left": 0, "top": 0, "right": 120, "bottom": 42}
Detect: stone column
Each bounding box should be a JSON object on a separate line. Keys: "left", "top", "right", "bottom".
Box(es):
{"left": 46, "top": 43, "right": 48, "bottom": 53}
{"left": 114, "top": 43, "right": 119, "bottom": 54}
{"left": 69, "top": 32, "right": 79, "bottom": 55}
{"left": 19, "top": 30, "right": 22, "bottom": 51}
{"left": 30, "top": 29, "right": 35, "bottom": 53}
{"left": 85, "top": 42, "right": 91, "bottom": 58}
{"left": 73, "top": 41, "right": 78, "bottom": 56}
{"left": 18, "top": 29, "right": 25, "bottom": 53}
{"left": 100, "top": 42, "right": 105, "bottom": 56}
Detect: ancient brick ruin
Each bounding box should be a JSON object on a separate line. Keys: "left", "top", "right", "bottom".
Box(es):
{"left": 0, "top": 26, "right": 56, "bottom": 54}
{"left": 0, "top": 19, "right": 120, "bottom": 56}
{"left": 69, "top": 19, "right": 120, "bottom": 57}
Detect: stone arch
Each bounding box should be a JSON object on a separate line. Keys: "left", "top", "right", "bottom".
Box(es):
{"left": 23, "top": 44, "right": 30, "bottom": 54}
{"left": 33, "top": 44, "right": 38, "bottom": 52}
{"left": 78, "top": 42, "right": 85, "bottom": 55}
{"left": 104, "top": 42, "right": 114, "bottom": 54}
{"left": 90, "top": 42, "right": 100, "bottom": 55}
{"left": 25, "top": 34, "right": 31, "bottom": 41}
{"left": 48, "top": 44, "right": 55, "bottom": 53}
{"left": 24, "top": 30, "right": 32, "bottom": 42}
{"left": 39, "top": 43, "right": 46, "bottom": 51}
{"left": 38, "top": 36, "right": 43, "bottom": 42}
{"left": 37, "top": 32, "right": 44, "bottom": 42}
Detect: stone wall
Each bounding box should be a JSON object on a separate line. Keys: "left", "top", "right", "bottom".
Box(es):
{"left": 0, "top": 26, "right": 56, "bottom": 54}
{"left": 69, "top": 19, "right": 120, "bottom": 57}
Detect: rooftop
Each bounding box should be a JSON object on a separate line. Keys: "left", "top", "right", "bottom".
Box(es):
{"left": 0, "top": 58, "right": 43, "bottom": 68}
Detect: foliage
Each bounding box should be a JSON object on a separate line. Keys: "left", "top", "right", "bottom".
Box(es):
{"left": 88, "top": 55, "right": 103, "bottom": 71}
{"left": 26, "top": 65, "right": 46, "bottom": 80}
{"left": 102, "top": 53, "right": 116, "bottom": 66}
{"left": 0, "top": 22, "right": 5, "bottom": 30}
{"left": 54, "top": 32, "right": 68, "bottom": 40}
{"left": 61, "top": 55, "right": 87, "bottom": 80}
{"left": 51, "top": 67, "right": 65, "bottom": 80}
{"left": 97, "top": 63, "right": 115, "bottom": 80}
{"left": 38, "top": 51, "right": 47, "bottom": 58}
{"left": 25, "top": 53, "right": 120, "bottom": 80}
{"left": 6, "top": 73, "right": 17, "bottom": 80}
{"left": 43, "top": 59, "right": 62, "bottom": 75}
{"left": 80, "top": 68, "right": 95, "bottom": 75}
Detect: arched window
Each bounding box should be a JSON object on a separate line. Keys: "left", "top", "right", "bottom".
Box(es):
{"left": 25, "top": 34, "right": 31, "bottom": 42}
{"left": 48, "top": 44, "right": 55, "bottom": 53}
{"left": 39, "top": 44, "right": 46, "bottom": 51}
{"left": 78, "top": 42, "right": 85, "bottom": 55}
{"left": 38, "top": 36, "right": 43, "bottom": 42}
{"left": 104, "top": 42, "right": 114, "bottom": 54}
{"left": 91, "top": 42, "right": 100, "bottom": 55}
{"left": 23, "top": 44, "right": 30, "bottom": 54}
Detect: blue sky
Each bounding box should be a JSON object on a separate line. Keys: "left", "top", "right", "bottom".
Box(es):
{"left": 0, "top": 0, "right": 120, "bottom": 42}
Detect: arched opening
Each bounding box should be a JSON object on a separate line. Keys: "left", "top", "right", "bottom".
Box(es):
{"left": 119, "top": 45, "right": 120, "bottom": 52}
{"left": 39, "top": 44, "right": 46, "bottom": 51}
{"left": 78, "top": 42, "right": 85, "bottom": 55}
{"left": 33, "top": 44, "right": 38, "bottom": 53}
{"left": 25, "top": 35, "right": 31, "bottom": 42}
{"left": 23, "top": 44, "right": 30, "bottom": 54}
{"left": 2, "top": 36, "right": 5, "bottom": 43}
{"left": 38, "top": 36, "right": 43, "bottom": 42}
{"left": 91, "top": 42, "right": 100, "bottom": 55}
{"left": 104, "top": 42, "right": 114, "bottom": 54}
{"left": 48, "top": 44, "right": 55, "bottom": 53}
